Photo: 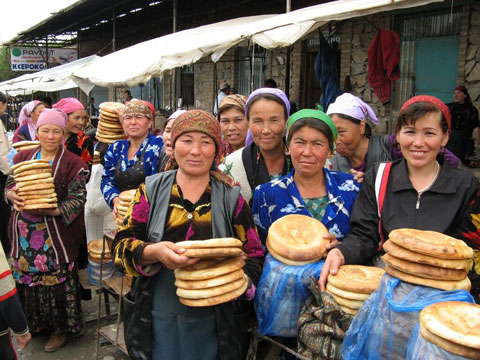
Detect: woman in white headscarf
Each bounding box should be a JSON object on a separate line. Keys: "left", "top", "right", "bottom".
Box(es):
{"left": 12, "top": 100, "right": 45, "bottom": 143}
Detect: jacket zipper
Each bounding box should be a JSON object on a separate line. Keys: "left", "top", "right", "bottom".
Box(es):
{"left": 416, "top": 193, "right": 421, "bottom": 210}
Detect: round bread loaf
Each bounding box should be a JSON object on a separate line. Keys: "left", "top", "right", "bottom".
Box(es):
{"left": 183, "top": 247, "right": 244, "bottom": 259}
{"left": 383, "top": 240, "right": 470, "bottom": 270}
{"left": 96, "top": 136, "right": 117, "bottom": 144}
{"left": 267, "top": 241, "right": 319, "bottom": 266}
{"left": 176, "top": 277, "right": 246, "bottom": 299}
{"left": 99, "top": 111, "right": 119, "bottom": 120}
{"left": 98, "top": 119, "right": 123, "bottom": 128}
{"left": 340, "top": 305, "right": 357, "bottom": 316}
{"left": 14, "top": 172, "right": 52, "bottom": 182}
{"left": 389, "top": 228, "right": 473, "bottom": 260}
{"left": 88, "top": 239, "right": 110, "bottom": 256}
{"left": 18, "top": 188, "right": 56, "bottom": 196}
{"left": 21, "top": 203, "right": 58, "bottom": 210}
{"left": 382, "top": 253, "right": 467, "bottom": 281}
{"left": 420, "top": 301, "right": 480, "bottom": 349}
{"left": 118, "top": 200, "right": 133, "bottom": 208}
{"left": 266, "top": 214, "right": 329, "bottom": 262}
{"left": 23, "top": 197, "right": 57, "bottom": 204}
{"left": 11, "top": 159, "right": 49, "bottom": 172}
{"left": 116, "top": 204, "right": 130, "bottom": 213}
{"left": 327, "top": 265, "right": 385, "bottom": 294}
{"left": 99, "top": 102, "right": 125, "bottom": 112}
{"left": 174, "top": 257, "right": 245, "bottom": 281}
{"left": 96, "top": 132, "right": 125, "bottom": 139}
{"left": 179, "top": 280, "right": 247, "bottom": 307}
{"left": 19, "top": 193, "right": 56, "bottom": 200}
{"left": 12, "top": 141, "right": 40, "bottom": 149}
{"left": 384, "top": 265, "right": 471, "bottom": 291}
{"left": 16, "top": 178, "right": 54, "bottom": 188}
{"left": 174, "top": 269, "right": 244, "bottom": 290}
{"left": 13, "top": 168, "right": 52, "bottom": 178}
{"left": 13, "top": 162, "right": 51, "bottom": 175}
{"left": 420, "top": 324, "right": 480, "bottom": 359}
{"left": 119, "top": 189, "right": 137, "bottom": 202}
{"left": 326, "top": 283, "right": 370, "bottom": 301}
{"left": 328, "top": 292, "right": 364, "bottom": 310}
{"left": 17, "top": 183, "right": 55, "bottom": 192}
{"left": 177, "top": 238, "right": 242, "bottom": 249}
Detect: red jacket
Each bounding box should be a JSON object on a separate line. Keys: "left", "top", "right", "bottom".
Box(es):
{"left": 368, "top": 29, "right": 400, "bottom": 104}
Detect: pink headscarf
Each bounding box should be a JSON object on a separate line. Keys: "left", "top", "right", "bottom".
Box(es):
{"left": 327, "top": 93, "right": 379, "bottom": 124}
{"left": 52, "top": 97, "right": 84, "bottom": 115}
{"left": 36, "top": 108, "right": 67, "bottom": 132}
{"left": 18, "top": 100, "right": 42, "bottom": 140}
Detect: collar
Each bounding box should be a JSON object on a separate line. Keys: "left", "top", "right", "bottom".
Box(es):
{"left": 389, "top": 158, "right": 457, "bottom": 194}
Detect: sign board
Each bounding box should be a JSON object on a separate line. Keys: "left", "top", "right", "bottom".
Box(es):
{"left": 307, "top": 33, "right": 342, "bottom": 48}
{"left": 10, "top": 47, "right": 78, "bottom": 72}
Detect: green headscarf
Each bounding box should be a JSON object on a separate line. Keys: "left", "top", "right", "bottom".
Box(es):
{"left": 286, "top": 106, "right": 338, "bottom": 143}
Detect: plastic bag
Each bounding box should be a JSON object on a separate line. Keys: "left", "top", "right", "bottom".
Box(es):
{"left": 341, "top": 273, "right": 475, "bottom": 360}
{"left": 254, "top": 254, "right": 324, "bottom": 337}
{"left": 406, "top": 325, "right": 473, "bottom": 360}
{"left": 85, "top": 163, "right": 111, "bottom": 215}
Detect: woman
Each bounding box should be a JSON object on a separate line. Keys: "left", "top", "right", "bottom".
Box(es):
{"left": 446, "top": 85, "right": 480, "bottom": 166}
{"left": 220, "top": 88, "right": 293, "bottom": 203}
{"left": 53, "top": 97, "right": 94, "bottom": 170}
{"left": 251, "top": 108, "right": 359, "bottom": 354}
{"left": 217, "top": 94, "right": 249, "bottom": 158}
{"left": 101, "top": 100, "right": 164, "bottom": 217}
{"left": 319, "top": 95, "right": 480, "bottom": 288}
{"left": 112, "top": 110, "right": 264, "bottom": 360}
{"left": 157, "top": 109, "right": 186, "bottom": 171}
{"left": 6, "top": 108, "right": 88, "bottom": 352}
{"left": 12, "top": 100, "right": 45, "bottom": 143}
{"left": 0, "top": 92, "right": 11, "bottom": 253}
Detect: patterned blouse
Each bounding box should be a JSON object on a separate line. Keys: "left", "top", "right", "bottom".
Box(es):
{"left": 65, "top": 131, "right": 94, "bottom": 170}
{"left": 101, "top": 134, "right": 164, "bottom": 207}
{"left": 113, "top": 182, "right": 264, "bottom": 277}
{"left": 252, "top": 168, "right": 360, "bottom": 244}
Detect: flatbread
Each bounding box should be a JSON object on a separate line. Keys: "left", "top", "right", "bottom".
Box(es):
{"left": 174, "top": 257, "right": 245, "bottom": 281}
{"left": 340, "top": 305, "right": 358, "bottom": 316}
{"left": 116, "top": 204, "right": 130, "bottom": 213}
{"left": 382, "top": 253, "right": 467, "bottom": 281}
{"left": 16, "top": 182, "right": 55, "bottom": 192}
{"left": 328, "top": 292, "right": 364, "bottom": 310}
{"left": 16, "top": 178, "right": 54, "bottom": 188}
{"left": 384, "top": 265, "right": 471, "bottom": 291}
{"left": 118, "top": 200, "right": 132, "bottom": 208}
{"left": 179, "top": 280, "right": 247, "bottom": 307}
{"left": 327, "top": 265, "right": 385, "bottom": 294}
{"left": 16, "top": 145, "right": 40, "bottom": 151}
{"left": 115, "top": 218, "right": 125, "bottom": 226}
{"left": 119, "top": 190, "right": 137, "bottom": 201}
{"left": 96, "top": 136, "right": 118, "bottom": 144}
{"left": 95, "top": 131, "right": 125, "bottom": 139}
{"left": 12, "top": 141, "right": 40, "bottom": 149}
{"left": 177, "top": 238, "right": 242, "bottom": 249}
{"left": 18, "top": 188, "right": 55, "bottom": 196}
{"left": 88, "top": 239, "right": 110, "bottom": 256}
{"left": 21, "top": 203, "right": 58, "bottom": 210}
{"left": 267, "top": 241, "right": 319, "bottom": 266}
{"left": 97, "top": 125, "right": 124, "bottom": 134}
{"left": 174, "top": 269, "right": 244, "bottom": 290}
{"left": 420, "top": 325, "right": 480, "bottom": 359}
{"left": 266, "top": 214, "right": 329, "bottom": 261}
{"left": 420, "top": 301, "right": 480, "bottom": 348}
{"left": 383, "top": 240, "right": 470, "bottom": 270}
{"left": 99, "top": 102, "right": 125, "bottom": 113}
{"left": 183, "top": 247, "right": 244, "bottom": 259}
{"left": 98, "top": 119, "right": 122, "bottom": 127}
{"left": 176, "top": 277, "right": 246, "bottom": 299}
{"left": 13, "top": 163, "right": 51, "bottom": 175}
{"left": 12, "top": 168, "right": 52, "bottom": 178}
{"left": 14, "top": 172, "right": 52, "bottom": 182}
{"left": 11, "top": 159, "right": 49, "bottom": 171}
{"left": 23, "top": 197, "right": 57, "bottom": 204}
{"left": 19, "top": 193, "right": 57, "bottom": 200}
{"left": 389, "top": 228, "right": 473, "bottom": 260}
{"left": 326, "top": 283, "right": 371, "bottom": 301}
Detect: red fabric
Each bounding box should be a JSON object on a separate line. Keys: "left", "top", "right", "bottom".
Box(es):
{"left": 0, "top": 287, "right": 16, "bottom": 302}
{"left": 368, "top": 29, "right": 400, "bottom": 104}
{"left": 377, "top": 162, "right": 392, "bottom": 250}
{"left": 400, "top": 95, "right": 451, "bottom": 131}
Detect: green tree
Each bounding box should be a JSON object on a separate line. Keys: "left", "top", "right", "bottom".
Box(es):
{"left": 0, "top": 47, "right": 19, "bottom": 82}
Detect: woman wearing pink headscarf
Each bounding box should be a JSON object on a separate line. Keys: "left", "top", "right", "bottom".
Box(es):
{"left": 53, "top": 97, "right": 94, "bottom": 170}
{"left": 12, "top": 100, "right": 45, "bottom": 143}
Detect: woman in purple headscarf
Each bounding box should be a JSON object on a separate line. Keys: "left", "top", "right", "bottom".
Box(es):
{"left": 12, "top": 100, "right": 45, "bottom": 143}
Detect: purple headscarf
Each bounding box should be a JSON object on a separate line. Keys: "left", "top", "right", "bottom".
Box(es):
{"left": 18, "top": 100, "right": 42, "bottom": 141}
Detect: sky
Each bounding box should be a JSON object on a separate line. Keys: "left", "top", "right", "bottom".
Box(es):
{"left": 0, "top": 0, "right": 78, "bottom": 43}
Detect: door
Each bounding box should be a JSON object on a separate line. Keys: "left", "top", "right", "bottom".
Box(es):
{"left": 414, "top": 36, "right": 459, "bottom": 104}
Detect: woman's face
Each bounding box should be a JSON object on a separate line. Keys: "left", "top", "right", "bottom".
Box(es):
{"left": 31, "top": 104, "right": 45, "bottom": 124}
{"left": 37, "top": 124, "right": 63, "bottom": 152}
{"left": 123, "top": 115, "right": 151, "bottom": 139}
{"left": 162, "top": 118, "right": 175, "bottom": 157}
{"left": 331, "top": 114, "right": 365, "bottom": 159}
{"left": 219, "top": 107, "right": 249, "bottom": 151}
{"left": 396, "top": 112, "right": 448, "bottom": 170}
{"left": 0, "top": 102, "right": 6, "bottom": 116}
{"left": 453, "top": 90, "right": 467, "bottom": 104}
{"left": 66, "top": 110, "right": 86, "bottom": 135}
{"left": 289, "top": 126, "right": 331, "bottom": 179}
{"left": 248, "top": 99, "right": 286, "bottom": 152}
{"left": 174, "top": 131, "right": 216, "bottom": 177}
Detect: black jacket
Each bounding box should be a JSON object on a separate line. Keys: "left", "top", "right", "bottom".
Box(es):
{"left": 337, "top": 158, "right": 479, "bottom": 265}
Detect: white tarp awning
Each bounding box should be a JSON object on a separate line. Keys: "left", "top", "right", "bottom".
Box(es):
{"left": 0, "top": 55, "right": 100, "bottom": 96}
{"left": 72, "top": 0, "right": 442, "bottom": 88}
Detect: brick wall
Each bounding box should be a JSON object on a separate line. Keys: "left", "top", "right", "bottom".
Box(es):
{"left": 464, "top": 3, "right": 480, "bottom": 108}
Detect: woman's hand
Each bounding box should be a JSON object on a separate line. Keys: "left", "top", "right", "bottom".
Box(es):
{"left": 349, "top": 169, "right": 365, "bottom": 184}
{"left": 6, "top": 187, "right": 24, "bottom": 212}
{"left": 142, "top": 241, "right": 198, "bottom": 270}
{"left": 318, "top": 248, "right": 345, "bottom": 291}
{"left": 15, "top": 332, "right": 31, "bottom": 350}
{"left": 112, "top": 196, "right": 119, "bottom": 218}
{"left": 323, "top": 233, "right": 340, "bottom": 257}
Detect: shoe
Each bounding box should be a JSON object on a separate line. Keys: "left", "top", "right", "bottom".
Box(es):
{"left": 44, "top": 333, "right": 68, "bottom": 352}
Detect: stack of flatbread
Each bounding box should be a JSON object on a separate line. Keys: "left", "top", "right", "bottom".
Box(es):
{"left": 326, "top": 265, "right": 385, "bottom": 315}
{"left": 12, "top": 159, "right": 57, "bottom": 211}
{"left": 382, "top": 229, "right": 472, "bottom": 291}
{"left": 12, "top": 141, "right": 40, "bottom": 152}
{"left": 96, "top": 102, "right": 125, "bottom": 144}
{"left": 88, "top": 239, "right": 111, "bottom": 263}
{"left": 419, "top": 301, "right": 480, "bottom": 358}
{"left": 266, "top": 214, "right": 330, "bottom": 265}
{"left": 115, "top": 189, "right": 137, "bottom": 226}
{"left": 176, "top": 238, "right": 244, "bottom": 259}
{"left": 174, "top": 256, "right": 247, "bottom": 307}
{"left": 92, "top": 150, "right": 100, "bottom": 165}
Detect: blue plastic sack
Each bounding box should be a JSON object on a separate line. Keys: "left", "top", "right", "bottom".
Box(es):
{"left": 254, "top": 254, "right": 324, "bottom": 337}
{"left": 341, "top": 273, "right": 474, "bottom": 360}
{"left": 407, "top": 325, "right": 474, "bottom": 360}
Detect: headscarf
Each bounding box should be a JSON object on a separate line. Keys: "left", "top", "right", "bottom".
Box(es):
{"left": 143, "top": 100, "right": 156, "bottom": 118}
{"left": 18, "top": 100, "right": 42, "bottom": 140}
{"left": 52, "top": 97, "right": 84, "bottom": 115}
{"left": 400, "top": 95, "right": 451, "bottom": 131}
{"left": 455, "top": 86, "right": 468, "bottom": 96}
{"left": 326, "top": 93, "right": 379, "bottom": 124}
{"left": 36, "top": 108, "right": 67, "bottom": 132}
{"left": 123, "top": 100, "right": 152, "bottom": 120}
{"left": 165, "top": 109, "right": 234, "bottom": 186}
{"left": 168, "top": 109, "right": 187, "bottom": 121}
{"left": 287, "top": 107, "right": 338, "bottom": 143}
{"left": 218, "top": 94, "right": 247, "bottom": 119}
{"left": 245, "top": 88, "right": 291, "bottom": 118}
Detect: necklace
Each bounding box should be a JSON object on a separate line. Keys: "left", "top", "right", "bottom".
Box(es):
{"left": 416, "top": 161, "right": 440, "bottom": 194}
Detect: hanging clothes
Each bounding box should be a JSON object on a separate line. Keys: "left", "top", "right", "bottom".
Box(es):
{"left": 315, "top": 33, "right": 342, "bottom": 110}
